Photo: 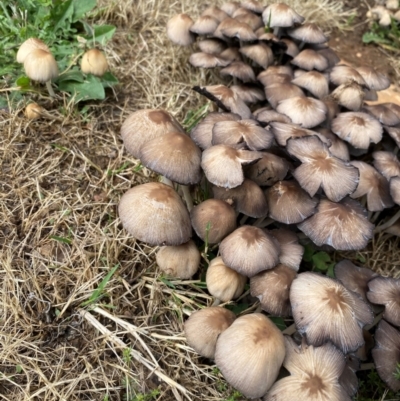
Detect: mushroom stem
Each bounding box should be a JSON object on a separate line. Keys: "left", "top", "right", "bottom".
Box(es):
{"left": 211, "top": 298, "right": 221, "bottom": 306}
{"left": 282, "top": 322, "right": 297, "bottom": 335}
{"left": 253, "top": 216, "right": 274, "bottom": 228}
{"left": 181, "top": 185, "right": 194, "bottom": 212}
{"left": 45, "top": 80, "right": 55, "bottom": 97}
{"left": 160, "top": 176, "right": 174, "bottom": 187}
{"left": 374, "top": 209, "right": 400, "bottom": 233}
{"left": 240, "top": 214, "right": 248, "bottom": 225}
{"left": 298, "top": 41, "right": 306, "bottom": 51}
{"left": 364, "top": 312, "right": 383, "bottom": 331}
{"left": 359, "top": 363, "right": 375, "bottom": 371}
{"left": 273, "top": 26, "right": 281, "bottom": 38}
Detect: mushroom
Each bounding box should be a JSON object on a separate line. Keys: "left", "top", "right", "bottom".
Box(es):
{"left": 373, "top": 151, "right": 400, "bottom": 180}
{"left": 24, "top": 103, "right": 45, "bottom": 120}
{"left": 254, "top": 108, "right": 292, "bottom": 124}
{"left": 314, "top": 127, "right": 350, "bottom": 161}
{"left": 291, "top": 49, "right": 329, "bottom": 71}
{"left": 190, "top": 15, "right": 220, "bottom": 35}
{"left": 240, "top": 0, "right": 264, "bottom": 14}
{"left": 262, "top": 3, "right": 305, "bottom": 37}
{"left": 167, "top": 13, "right": 195, "bottom": 46}
{"left": 201, "top": 5, "right": 229, "bottom": 21}
{"left": 189, "top": 52, "right": 231, "bottom": 68}
{"left": 216, "top": 18, "right": 258, "bottom": 41}
{"left": 356, "top": 65, "right": 390, "bottom": 91}
{"left": 363, "top": 104, "right": 400, "bottom": 126}
{"left": 215, "top": 313, "right": 285, "bottom": 398}
{"left": 198, "top": 38, "right": 227, "bottom": 54}
{"left": 221, "top": 2, "right": 241, "bottom": 16}
{"left": 231, "top": 85, "right": 265, "bottom": 104}
{"left": 331, "top": 82, "right": 365, "bottom": 111}
{"left": 291, "top": 71, "right": 330, "bottom": 99}
{"left": 233, "top": 8, "right": 263, "bottom": 30}
{"left": 184, "top": 306, "right": 236, "bottom": 359}
{"left": 16, "top": 37, "right": 49, "bottom": 63}
{"left": 271, "top": 228, "right": 304, "bottom": 271}
{"left": 80, "top": 49, "right": 108, "bottom": 76}
{"left": 329, "top": 65, "right": 367, "bottom": 87}
{"left": 269, "top": 122, "right": 330, "bottom": 146}
{"left": 264, "top": 83, "right": 305, "bottom": 109}
{"left": 339, "top": 355, "right": 360, "bottom": 397}
{"left": 220, "top": 61, "right": 256, "bottom": 82}
{"left": 287, "top": 22, "right": 328, "bottom": 45}
{"left": 239, "top": 43, "right": 274, "bottom": 69}
{"left": 391, "top": 176, "right": 400, "bottom": 205}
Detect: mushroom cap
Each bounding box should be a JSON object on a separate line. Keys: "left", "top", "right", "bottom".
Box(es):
{"left": 118, "top": 182, "right": 191, "bottom": 246}
{"left": 330, "top": 65, "right": 367, "bottom": 87}
{"left": 220, "top": 226, "right": 280, "bottom": 277}
{"left": 139, "top": 131, "right": 202, "bottom": 185}
{"left": 349, "top": 160, "right": 394, "bottom": 211}
{"left": 233, "top": 8, "right": 264, "bottom": 30}
{"left": 334, "top": 259, "right": 378, "bottom": 303}
{"left": 250, "top": 263, "right": 297, "bottom": 316}
{"left": 270, "top": 122, "right": 330, "bottom": 146}
{"left": 331, "top": 82, "right": 365, "bottom": 111}
{"left": 339, "top": 355, "right": 360, "bottom": 397}
{"left": 25, "top": 102, "right": 44, "bottom": 120}
{"left": 201, "top": 145, "right": 261, "bottom": 188}
{"left": 262, "top": 3, "right": 305, "bottom": 27}
{"left": 184, "top": 307, "right": 236, "bottom": 359}
{"left": 265, "top": 337, "right": 350, "bottom": 401}
{"left": 220, "top": 61, "right": 256, "bottom": 82}
{"left": 266, "top": 180, "right": 319, "bottom": 224}
{"left": 217, "top": 18, "right": 258, "bottom": 41}
{"left": 373, "top": 151, "right": 400, "bottom": 179}
{"left": 206, "top": 257, "right": 247, "bottom": 302}
{"left": 240, "top": 43, "right": 274, "bottom": 69}
{"left": 215, "top": 313, "right": 285, "bottom": 398}
{"left": 298, "top": 197, "right": 374, "bottom": 250}
{"left": 230, "top": 84, "right": 265, "bottom": 104}
{"left": 190, "top": 199, "right": 237, "bottom": 244}
{"left": 291, "top": 49, "right": 328, "bottom": 71}
{"left": 201, "top": 5, "right": 229, "bottom": 22}
{"left": 221, "top": 2, "right": 241, "bottom": 16}
{"left": 240, "top": 0, "right": 265, "bottom": 14}
{"left": 385, "top": 125, "right": 400, "bottom": 148}
{"left": 288, "top": 22, "right": 328, "bottom": 44}
{"left": 372, "top": 320, "right": 400, "bottom": 392}
{"left": 287, "top": 136, "right": 359, "bottom": 202}
{"left": 167, "top": 13, "right": 195, "bottom": 46}
{"left": 314, "top": 127, "right": 350, "bottom": 161}
{"left": 80, "top": 49, "right": 108, "bottom": 76}
{"left": 198, "top": 38, "right": 227, "bottom": 54}
{"left": 189, "top": 52, "right": 231, "bottom": 68}
{"left": 291, "top": 71, "right": 330, "bottom": 99}
{"left": 271, "top": 228, "right": 304, "bottom": 271}
{"left": 219, "top": 46, "right": 242, "bottom": 62}
{"left": 190, "top": 15, "right": 220, "bottom": 35}
{"left": 331, "top": 111, "right": 383, "bottom": 149}
{"left": 367, "top": 277, "right": 400, "bottom": 327}
{"left": 23, "top": 49, "right": 59, "bottom": 82}
{"left": 290, "top": 272, "right": 374, "bottom": 353}
{"left": 317, "top": 47, "right": 340, "bottom": 68}
{"left": 391, "top": 176, "right": 400, "bottom": 205}
{"left": 279, "top": 38, "right": 300, "bottom": 58}
{"left": 264, "top": 83, "right": 305, "bottom": 109}
{"left": 17, "top": 38, "right": 50, "bottom": 63}
{"left": 363, "top": 104, "right": 400, "bottom": 126}
{"left": 254, "top": 108, "right": 292, "bottom": 124}
{"left": 156, "top": 240, "right": 200, "bottom": 279}
{"left": 357, "top": 65, "right": 390, "bottom": 91}
{"left": 121, "top": 109, "right": 184, "bottom": 159}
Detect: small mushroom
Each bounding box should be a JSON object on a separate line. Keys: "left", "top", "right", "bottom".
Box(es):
{"left": 17, "top": 37, "right": 49, "bottom": 63}
{"left": 80, "top": 49, "right": 108, "bottom": 76}
{"left": 271, "top": 228, "right": 304, "bottom": 271}
{"left": 167, "top": 13, "right": 195, "bottom": 46}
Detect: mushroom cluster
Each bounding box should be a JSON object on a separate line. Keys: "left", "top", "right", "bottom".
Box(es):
{"left": 367, "top": 1, "right": 400, "bottom": 26}
{"left": 117, "top": 1, "right": 400, "bottom": 398}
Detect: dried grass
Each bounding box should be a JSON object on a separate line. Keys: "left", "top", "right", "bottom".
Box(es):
{"left": 0, "top": 0, "right": 399, "bottom": 400}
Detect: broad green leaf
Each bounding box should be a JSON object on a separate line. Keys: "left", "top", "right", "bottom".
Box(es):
{"left": 16, "top": 76, "right": 31, "bottom": 88}
{"left": 57, "top": 70, "right": 84, "bottom": 83}
{"left": 101, "top": 71, "right": 118, "bottom": 88}
{"left": 362, "top": 32, "right": 390, "bottom": 45}
{"left": 269, "top": 316, "right": 286, "bottom": 331}
{"left": 71, "top": 0, "right": 97, "bottom": 22}
{"left": 302, "top": 243, "right": 315, "bottom": 263}
{"left": 58, "top": 73, "right": 105, "bottom": 102}
{"left": 226, "top": 303, "right": 249, "bottom": 315}
{"left": 51, "top": 0, "right": 74, "bottom": 32}
{"left": 85, "top": 24, "right": 116, "bottom": 44}
{"left": 312, "top": 251, "right": 332, "bottom": 271}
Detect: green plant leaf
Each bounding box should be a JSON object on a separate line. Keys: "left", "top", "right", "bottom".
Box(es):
{"left": 85, "top": 24, "right": 116, "bottom": 44}
{"left": 362, "top": 32, "right": 390, "bottom": 45}
{"left": 57, "top": 70, "right": 85, "bottom": 83}
{"left": 226, "top": 303, "right": 249, "bottom": 314}
{"left": 302, "top": 243, "right": 315, "bottom": 263}
{"left": 58, "top": 73, "right": 105, "bottom": 102}
{"left": 71, "top": 0, "right": 97, "bottom": 22}
{"left": 51, "top": 0, "right": 74, "bottom": 32}
{"left": 16, "top": 76, "right": 31, "bottom": 88}
{"left": 101, "top": 71, "right": 119, "bottom": 88}
{"left": 312, "top": 251, "right": 331, "bottom": 271}
{"left": 269, "top": 316, "right": 286, "bottom": 331}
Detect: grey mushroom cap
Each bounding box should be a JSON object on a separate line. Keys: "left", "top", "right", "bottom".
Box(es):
{"left": 190, "top": 15, "right": 220, "bottom": 35}
{"left": 373, "top": 151, "right": 400, "bottom": 179}
{"left": 189, "top": 52, "right": 231, "bottom": 68}
{"left": 264, "top": 83, "right": 305, "bottom": 109}
{"left": 391, "top": 176, "right": 400, "bottom": 205}
{"left": 198, "top": 38, "right": 227, "bottom": 54}
{"left": 240, "top": 43, "right": 274, "bottom": 69}
{"left": 201, "top": 5, "right": 230, "bottom": 22}
{"left": 363, "top": 104, "right": 400, "bottom": 126}
{"left": 331, "top": 82, "right": 365, "bottom": 111}
{"left": 220, "top": 61, "right": 256, "bottom": 82}
{"left": 357, "top": 65, "right": 390, "bottom": 91}
{"left": 291, "top": 49, "right": 329, "bottom": 71}
{"left": 262, "top": 3, "right": 305, "bottom": 27}
{"left": 288, "top": 22, "right": 328, "bottom": 44}
{"left": 118, "top": 182, "right": 191, "bottom": 246}
{"left": 340, "top": 355, "right": 360, "bottom": 397}
{"left": 330, "top": 65, "right": 367, "bottom": 87}
{"left": 291, "top": 71, "right": 330, "bottom": 99}
{"left": 167, "top": 13, "right": 195, "bottom": 46}
{"left": 314, "top": 127, "right": 350, "bottom": 161}
{"left": 231, "top": 85, "right": 265, "bottom": 104}
{"left": 271, "top": 228, "right": 304, "bottom": 271}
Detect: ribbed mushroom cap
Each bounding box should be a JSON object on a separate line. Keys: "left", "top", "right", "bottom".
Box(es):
{"left": 241, "top": 0, "right": 264, "bottom": 13}
{"left": 264, "top": 337, "right": 350, "bottom": 401}
{"left": 291, "top": 71, "right": 329, "bottom": 99}
{"left": 384, "top": 102, "right": 400, "bottom": 119}
{"left": 202, "top": 5, "right": 229, "bottom": 22}
{"left": 251, "top": 264, "right": 297, "bottom": 316}
{"left": 290, "top": 272, "right": 374, "bottom": 353}
{"left": 197, "top": 85, "right": 252, "bottom": 119}
{"left": 391, "top": 177, "right": 400, "bottom": 205}
{"left": 330, "top": 65, "right": 367, "bottom": 87}
{"left": 212, "top": 178, "right": 269, "bottom": 218}
{"left": 270, "top": 122, "right": 330, "bottom": 146}
{"left": 277, "top": 96, "right": 327, "bottom": 128}
{"left": 218, "top": 18, "right": 258, "bottom": 41}
{"left": 239, "top": 43, "right": 274, "bottom": 69}
{"left": 367, "top": 277, "right": 400, "bottom": 327}
{"left": 287, "top": 136, "right": 359, "bottom": 202}
{"left": 331, "top": 112, "right": 383, "bottom": 149}
{"left": 190, "top": 112, "right": 241, "bottom": 150}
{"left": 198, "top": 38, "right": 227, "bottom": 54}
{"left": 331, "top": 82, "right": 365, "bottom": 111}
{"left": 190, "top": 15, "right": 220, "bottom": 35}
{"left": 385, "top": 125, "right": 400, "bottom": 147}
{"left": 298, "top": 197, "right": 374, "bottom": 250}
{"left": 357, "top": 65, "right": 390, "bottom": 91}
{"left": 334, "top": 260, "right": 378, "bottom": 303}
{"left": 139, "top": 131, "right": 202, "bottom": 185}
{"left": 189, "top": 52, "right": 231, "bottom": 68}
{"left": 244, "top": 152, "right": 290, "bottom": 186}
{"left": 271, "top": 228, "right": 304, "bottom": 271}
{"left": 315, "top": 128, "right": 350, "bottom": 161}
{"left": 385, "top": 219, "right": 400, "bottom": 236}
{"left": 322, "top": 95, "right": 340, "bottom": 124}
{"left": 339, "top": 355, "right": 360, "bottom": 397}
{"left": 201, "top": 145, "right": 261, "bottom": 188}
{"left": 317, "top": 47, "right": 340, "bottom": 68}
{"left": 215, "top": 313, "right": 285, "bottom": 398}
{"left": 262, "top": 3, "right": 305, "bottom": 27}
{"left": 372, "top": 320, "right": 400, "bottom": 391}
{"left": 121, "top": 109, "right": 184, "bottom": 159}
{"left": 220, "top": 226, "right": 280, "bottom": 276}
{"left": 190, "top": 199, "right": 237, "bottom": 244}
{"left": 184, "top": 307, "right": 236, "bottom": 359}
{"left": 206, "top": 257, "right": 247, "bottom": 302}
{"left": 231, "top": 85, "right": 265, "bottom": 103}
{"left": 17, "top": 38, "right": 50, "bottom": 63}
{"left": 25, "top": 102, "right": 44, "bottom": 120}
{"left": 265, "top": 83, "right": 305, "bottom": 109}
{"left": 254, "top": 108, "right": 292, "bottom": 124}
{"left": 259, "top": 72, "right": 293, "bottom": 88}
{"left": 220, "top": 61, "right": 256, "bottom": 82}
{"left": 279, "top": 38, "right": 300, "bottom": 57}
{"left": 167, "top": 13, "right": 195, "bottom": 46}
{"left": 212, "top": 119, "right": 274, "bottom": 151}
{"left": 291, "top": 49, "right": 328, "bottom": 71}
{"left": 259, "top": 65, "right": 294, "bottom": 79}
{"left": 349, "top": 160, "right": 394, "bottom": 211}
{"left": 363, "top": 104, "right": 400, "bottom": 126}
{"left": 118, "top": 182, "right": 191, "bottom": 246}
{"left": 288, "top": 23, "right": 328, "bottom": 44}
{"left": 23, "top": 49, "right": 59, "bottom": 82}
{"left": 233, "top": 8, "right": 263, "bottom": 30}
{"left": 266, "top": 180, "right": 318, "bottom": 224}
{"left": 220, "top": 46, "right": 242, "bottom": 62}
{"left": 156, "top": 240, "right": 200, "bottom": 279}
{"left": 221, "top": 1, "right": 241, "bottom": 16}
{"left": 373, "top": 151, "right": 400, "bottom": 179}
{"left": 81, "top": 49, "right": 108, "bottom": 76}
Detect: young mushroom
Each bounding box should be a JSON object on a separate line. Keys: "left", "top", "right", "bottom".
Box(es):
{"left": 80, "top": 49, "right": 108, "bottom": 76}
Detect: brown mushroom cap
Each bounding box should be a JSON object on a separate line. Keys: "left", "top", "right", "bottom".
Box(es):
{"left": 367, "top": 277, "right": 400, "bottom": 327}
{"left": 184, "top": 307, "right": 236, "bottom": 359}
{"left": 317, "top": 47, "right": 340, "bottom": 68}
{"left": 220, "top": 61, "right": 256, "bottom": 82}
{"left": 357, "top": 65, "right": 390, "bottom": 91}
{"left": 219, "top": 46, "right": 242, "bottom": 62}
{"left": 291, "top": 49, "right": 329, "bottom": 71}
{"left": 189, "top": 52, "right": 231, "bottom": 68}
{"left": 290, "top": 272, "right": 374, "bottom": 353}
{"left": 167, "top": 13, "right": 195, "bottom": 46}
{"left": 271, "top": 228, "right": 304, "bottom": 271}
{"left": 80, "top": 49, "right": 108, "bottom": 76}
{"left": 373, "top": 151, "right": 400, "bottom": 179}
{"left": 17, "top": 38, "right": 50, "bottom": 63}
{"left": 231, "top": 84, "right": 265, "bottom": 104}
{"left": 25, "top": 102, "right": 44, "bottom": 120}
{"left": 156, "top": 240, "right": 200, "bottom": 279}
{"left": 250, "top": 264, "right": 297, "bottom": 316}
{"left": 266, "top": 180, "right": 319, "bottom": 224}
{"left": 240, "top": 43, "right": 274, "bottom": 69}
{"left": 264, "top": 83, "right": 305, "bottom": 109}
{"left": 215, "top": 313, "right": 285, "bottom": 398}
{"left": 198, "top": 38, "right": 227, "bottom": 54}
{"left": 118, "top": 182, "right": 191, "bottom": 246}
{"left": 233, "top": 8, "right": 263, "bottom": 30}
{"left": 262, "top": 3, "right": 305, "bottom": 27}
{"left": 202, "top": 5, "right": 229, "bottom": 22}
{"left": 217, "top": 18, "right": 258, "bottom": 41}
{"left": 330, "top": 65, "right": 367, "bottom": 87}
{"left": 240, "top": 0, "right": 264, "bottom": 14}
{"left": 287, "top": 136, "right": 359, "bottom": 202}
{"left": 291, "top": 71, "right": 330, "bottom": 99}
{"left": 23, "top": 49, "right": 59, "bottom": 83}
{"left": 372, "top": 320, "right": 400, "bottom": 392}
{"left": 190, "top": 15, "right": 220, "bottom": 35}
{"left": 349, "top": 160, "right": 394, "bottom": 211}
{"left": 331, "top": 82, "right": 365, "bottom": 111}
{"left": 254, "top": 108, "right": 292, "bottom": 124}
{"left": 331, "top": 111, "right": 383, "bottom": 149}
{"left": 206, "top": 257, "right": 247, "bottom": 302}
{"left": 270, "top": 122, "right": 330, "bottom": 146}
{"left": 121, "top": 109, "right": 184, "bottom": 159}
{"left": 220, "top": 226, "right": 280, "bottom": 277}
{"left": 298, "top": 197, "right": 374, "bottom": 250}
{"left": 265, "top": 337, "right": 350, "bottom": 401}
{"left": 288, "top": 22, "right": 328, "bottom": 44}
{"left": 259, "top": 72, "right": 293, "bottom": 88}
{"left": 385, "top": 125, "right": 400, "bottom": 148}
{"left": 221, "top": 2, "right": 241, "bottom": 16}
{"left": 190, "top": 199, "right": 237, "bottom": 244}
